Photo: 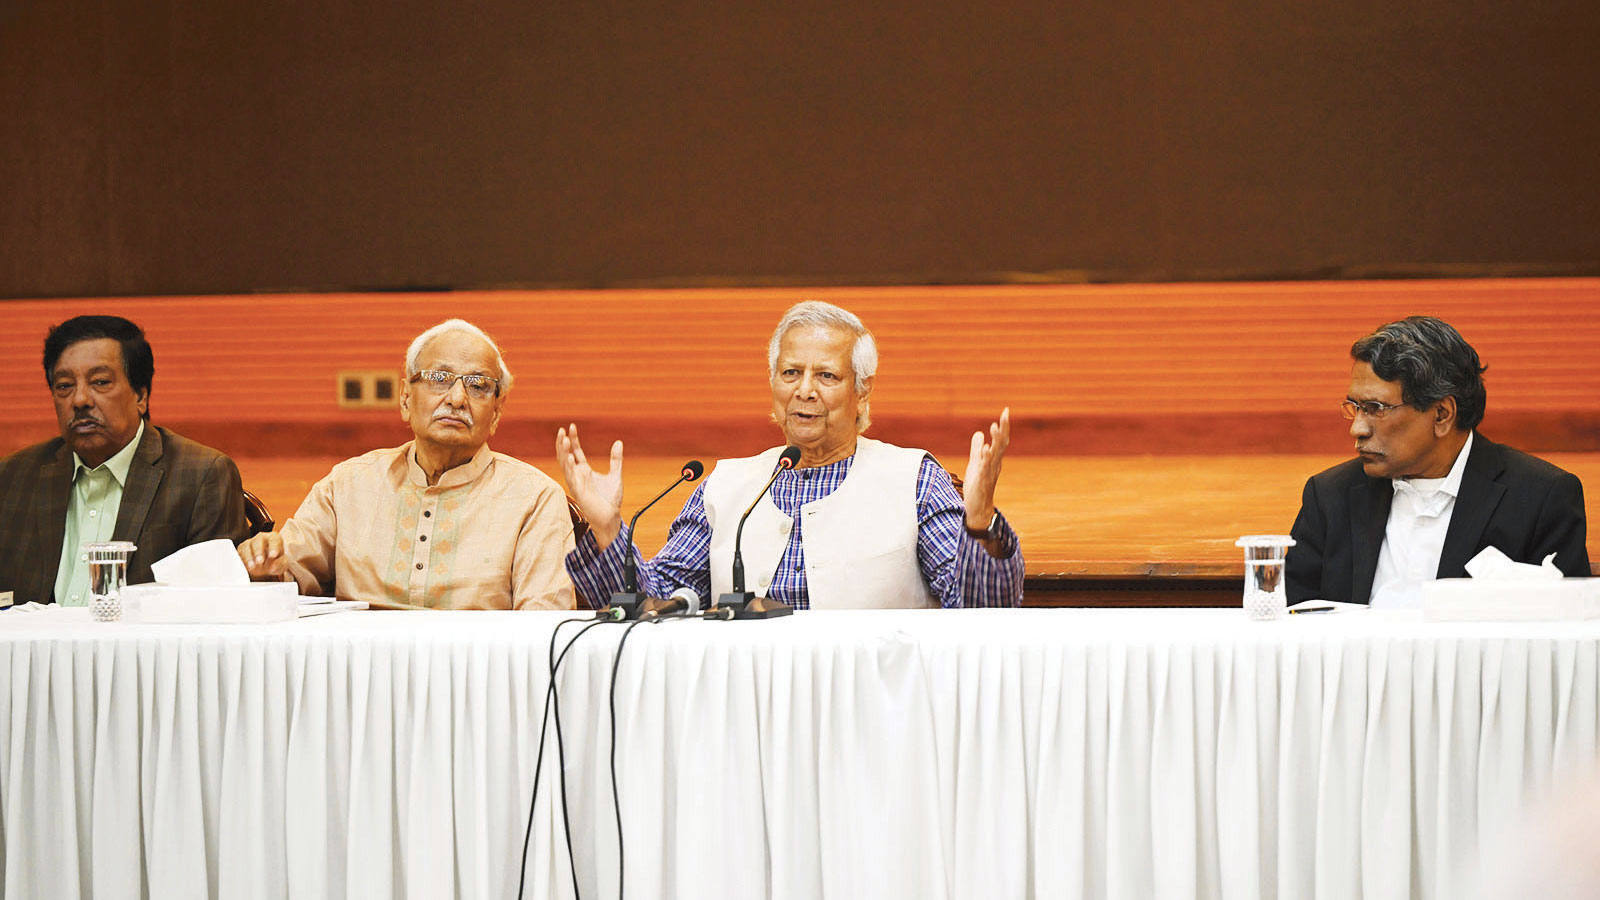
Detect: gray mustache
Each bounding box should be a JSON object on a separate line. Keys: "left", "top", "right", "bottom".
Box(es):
{"left": 432, "top": 408, "right": 473, "bottom": 426}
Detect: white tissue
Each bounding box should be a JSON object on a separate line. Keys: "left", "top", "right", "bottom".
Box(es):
{"left": 149, "top": 538, "right": 251, "bottom": 586}
{"left": 1463, "top": 546, "right": 1563, "bottom": 581}
{"left": 126, "top": 582, "right": 300, "bottom": 623}
{"left": 1426, "top": 546, "right": 1590, "bottom": 621}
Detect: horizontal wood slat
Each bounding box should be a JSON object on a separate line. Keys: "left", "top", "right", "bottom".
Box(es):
{"left": 3, "top": 278, "right": 1598, "bottom": 457}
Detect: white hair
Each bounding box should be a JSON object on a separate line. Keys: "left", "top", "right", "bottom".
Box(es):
{"left": 404, "top": 319, "right": 514, "bottom": 394}
{"left": 766, "top": 300, "right": 877, "bottom": 430}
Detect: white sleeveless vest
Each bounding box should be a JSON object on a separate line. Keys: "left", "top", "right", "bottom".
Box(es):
{"left": 703, "top": 437, "right": 939, "bottom": 609}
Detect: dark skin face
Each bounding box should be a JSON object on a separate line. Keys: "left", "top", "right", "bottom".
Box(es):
{"left": 50, "top": 338, "right": 148, "bottom": 469}
{"left": 1347, "top": 360, "right": 1468, "bottom": 479}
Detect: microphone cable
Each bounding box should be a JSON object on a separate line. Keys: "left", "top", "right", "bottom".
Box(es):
{"left": 605, "top": 610, "right": 687, "bottom": 900}
{"left": 516, "top": 611, "right": 622, "bottom": 900}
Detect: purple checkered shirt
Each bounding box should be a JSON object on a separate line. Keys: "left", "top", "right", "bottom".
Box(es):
{"left": 565, "top": 453, "right": 1023, "bottom": 609}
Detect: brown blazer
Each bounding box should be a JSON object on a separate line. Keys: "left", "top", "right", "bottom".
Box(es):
{"left": 0, "top": 425, "right": 248, "bottom": 605}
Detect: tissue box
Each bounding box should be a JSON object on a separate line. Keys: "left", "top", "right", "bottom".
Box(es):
{"left": 123, "top": 582, "right": 301, "bottom": 623}
{"left": 1422, "top": 577, "right": 1600, "bottom": 621}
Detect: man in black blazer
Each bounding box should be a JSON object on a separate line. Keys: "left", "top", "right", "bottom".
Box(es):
{"left": 1286, "top": 316, "right": 1589, "bottom": 606}
{"left": 0, "top": 316, "right": 246, "bottom": 607}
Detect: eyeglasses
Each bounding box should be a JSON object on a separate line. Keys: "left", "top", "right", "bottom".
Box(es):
{"left": 410, "top": 369, "right": 500, "bottom": 400}
{"left": 1340, "top": 398, "right": 1405, "bottom": 420}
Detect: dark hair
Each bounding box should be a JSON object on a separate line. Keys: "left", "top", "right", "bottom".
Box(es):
{"left": 43, "top": 315, "right": 155, "bottom": 420}
{"left": 1351, "top": 316, "right": 1486, "bottom": 430}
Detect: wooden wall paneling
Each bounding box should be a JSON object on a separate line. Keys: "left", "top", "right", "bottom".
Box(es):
{"left": 3, "top": 279, "right": 1598, "bottom": 458}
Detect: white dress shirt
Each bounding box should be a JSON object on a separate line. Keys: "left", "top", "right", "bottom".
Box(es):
{"left": 1370, "top": 431, "right": 1474, "bottom": 609}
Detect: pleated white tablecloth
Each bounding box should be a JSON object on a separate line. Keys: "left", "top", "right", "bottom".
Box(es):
{"left": 2, "top": 607, "right": 1597, "bottom": 900}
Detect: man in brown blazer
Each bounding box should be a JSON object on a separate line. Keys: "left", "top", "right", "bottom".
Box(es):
{"left": 0, "top": 315, "right": 247, "bottom": 607}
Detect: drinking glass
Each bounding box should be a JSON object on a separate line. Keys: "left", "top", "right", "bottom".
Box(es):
{"left": 1234, "top": 535, "right": 1295, "bottom": 621}
{"left": 84, "top": 541, "right": 138, "bottom": 622}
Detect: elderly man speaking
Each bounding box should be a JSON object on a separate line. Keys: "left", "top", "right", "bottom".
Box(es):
{"left": 558, "top": 300, "right": 1023, "bottom": 609}
{"left": 240, "top": 319, "right": 576, "bottom": 609}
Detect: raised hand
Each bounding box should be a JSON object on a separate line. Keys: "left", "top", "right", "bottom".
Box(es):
{"left": 556, "top": 422, "right": 625, "bottom": 548}
{"left": 963, "top": 407, "right": 1011, "bottom": 535}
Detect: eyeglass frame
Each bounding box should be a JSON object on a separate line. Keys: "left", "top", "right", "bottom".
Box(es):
{"left": 408, "top": 369, "right": 502, "bottom": 400}
{"left": 1340, "top": 398, "right": 1407, "bottom": 420}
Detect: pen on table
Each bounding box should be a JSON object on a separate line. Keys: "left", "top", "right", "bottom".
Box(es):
{"left": 1289, "top": 605, "right": 1337, "bottom": 615}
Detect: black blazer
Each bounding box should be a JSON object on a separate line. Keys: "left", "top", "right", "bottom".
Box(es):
{"left": 0, "top": 425, "right": 247, "bottom": 606}
{"left": 1286, "top": 434, "right": 1590, "bottom": 605}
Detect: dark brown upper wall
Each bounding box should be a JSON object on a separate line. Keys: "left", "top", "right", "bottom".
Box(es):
{"left": 3, "top": 0, "right": 1597, "bottom": 298}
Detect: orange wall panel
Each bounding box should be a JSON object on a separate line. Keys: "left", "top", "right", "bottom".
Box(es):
{"left": 3, "top": 279, "right": 1598, "bottom": 456}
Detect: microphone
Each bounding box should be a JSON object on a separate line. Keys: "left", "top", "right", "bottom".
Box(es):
{"left": 731, "top": 446, "right": 799, "bottom": 594}
{"left": 671, "top": 585, "right": 701, "bottom": 614}
{"left": 714, "top": 446, "right": 801, "bottom": 620}
{"left": 640, "top": 586, "right": 700, "bottom": 619}
{"left": 607, "top": 460, "right": 704, "bottom": 619}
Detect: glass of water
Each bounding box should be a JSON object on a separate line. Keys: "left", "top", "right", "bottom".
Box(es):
{"left": 1234, "top": 535, "right": 1295, "bottom": 621}
{"left": 84, "top": 541, "right": 138, "bottom": 622}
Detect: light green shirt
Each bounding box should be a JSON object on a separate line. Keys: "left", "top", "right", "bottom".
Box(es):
{"left": 54, "top": 421, "right": 145, "bottom": 606}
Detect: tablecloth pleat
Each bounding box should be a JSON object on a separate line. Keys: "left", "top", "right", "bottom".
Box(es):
{"left": 5, "top": 609, "right": 1600, "bottom": 899}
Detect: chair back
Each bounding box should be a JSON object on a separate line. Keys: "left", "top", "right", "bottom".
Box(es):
{"left": 567, "top": 497, "right": 590, "bottom": 543}
{"left": 243, "top": 489, "right": 275, "bottom": 536}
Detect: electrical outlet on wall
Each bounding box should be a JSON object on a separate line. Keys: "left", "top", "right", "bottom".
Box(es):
{"left": 336, "top": 371, "right": 401, "bottom": 409}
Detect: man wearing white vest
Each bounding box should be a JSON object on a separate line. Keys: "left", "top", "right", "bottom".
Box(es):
{"left": 557, "top": 300, "right": 1024, "bottom": 609}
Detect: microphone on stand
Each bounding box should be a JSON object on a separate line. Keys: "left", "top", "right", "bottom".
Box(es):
{"left": 713, "top": 446, "right": 801, "bottom": 620}
{"left": 607, "top": 460, "right": 704, "bottom": 619}
{"left": 640, "top": 586, "right": 700, "bottom": 619}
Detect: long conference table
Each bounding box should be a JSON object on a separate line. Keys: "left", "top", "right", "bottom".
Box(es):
{"left": 3, "top": 607, "right": 1598, "bottom": 900}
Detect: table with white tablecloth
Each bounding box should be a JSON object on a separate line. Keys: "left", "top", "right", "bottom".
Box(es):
{"left": 2, "top": 607, "right": 1597, "bottom": 900}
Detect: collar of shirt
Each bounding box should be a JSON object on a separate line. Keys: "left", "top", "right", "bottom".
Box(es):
{"left": 769, "top": 454, "right": 854, "bottom": 516}
{"left": 403, "top": 441, "right": 493, "bottom": 489}
{"left": 1391, "top": 430, "right": 1473, "bottom": 518}
{"left": 72, "top": 419, "right": 145, "bottom": 487}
